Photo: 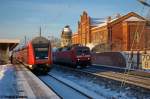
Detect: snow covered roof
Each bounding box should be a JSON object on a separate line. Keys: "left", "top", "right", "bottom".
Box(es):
{"left": 62, "top": 25, "right": 72, "bottom": 35}
{"left": 63, "top": 27, "right": 72, "bottom": 32}
{"left": 0, "top": 39, "right": 20, "bottom": 44}
{"left": 0, "top": 39, "right": 20, "bottom": 51}
{"left": 109, "top": 18, "right": 118, "bottom": 22}
{"left": 73, "top": 32, "right": 78, "bottom": 35}
{"left": 90, "top": 17, "right": 119, "bottom": 29}
{"left": 91, "top": 22, "right": 107, "bottom": 28}
{"left": 124, "top": 16, "right": 145, "bottom": 22}
{"left": 91, "top": 13, "right": 146, "bottom": 29}
{"left": 90, "top": 18, "right": 105, "bottom": 26}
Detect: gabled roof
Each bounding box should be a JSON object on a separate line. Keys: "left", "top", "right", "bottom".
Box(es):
{"left": 108, "top": 12, "right": 146, "bottom": 26}
{"left": 91, "top": 12, "right": 146, "bottom": 29}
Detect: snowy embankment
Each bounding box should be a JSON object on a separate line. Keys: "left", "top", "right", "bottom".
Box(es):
{"left": 50, "top": 67, "right": 150, "bottom": 99}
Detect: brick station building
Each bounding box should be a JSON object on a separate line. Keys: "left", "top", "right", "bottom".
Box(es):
{"left": 72, "top": 11, "right": 150, "bottom": 52}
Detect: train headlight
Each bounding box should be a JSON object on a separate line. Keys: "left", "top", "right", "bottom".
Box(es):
{"left": 44, "top": 57, "right": 48, "bottom": 59}
{"left": 36, "top": 57, "right": 39, "bottom": 59}
{"left": 88, "top": 58, "right": 90, "bottom": 60}
{"left": 77, "top": 58, "right": 80, "bottom": 61}
{"left": 46, "top": 64, "right": 50, "bottom": 67}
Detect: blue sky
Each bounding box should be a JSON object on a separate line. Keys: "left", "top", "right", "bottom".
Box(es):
{"left": 0, "top": 0, "right": 149, "bottom": 40}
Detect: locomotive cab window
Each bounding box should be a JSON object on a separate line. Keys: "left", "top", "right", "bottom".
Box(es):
{"left": 82, "top": 49, "right": 90, "bottom": 54}
{"left": 76, "top": 47, "right": 90, "bottom": 55}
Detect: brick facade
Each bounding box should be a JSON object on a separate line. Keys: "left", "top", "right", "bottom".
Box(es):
{"left": 72, "top": 11, "right": 150, "bottom": 51}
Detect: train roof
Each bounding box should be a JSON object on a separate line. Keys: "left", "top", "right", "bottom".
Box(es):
{"left": 31, "top": 36, "right": 49, "bottom": 44}
{"left": 55, "top": 44, "right": 90, "bottom": 52}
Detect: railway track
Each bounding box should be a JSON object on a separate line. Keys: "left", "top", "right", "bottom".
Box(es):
{"left": 16, "top": 61, "right": 103, "bottom": 98}
{"left": 54, "top": 64, "right": 150, "bottom": 91}
{"left": 38, "top": 72, "right": 103, "bottom": 99}
{"left": 91, "top": 65, "right": 150, "bottom": 78}
{"left": 89, "top": 65, "right": 126, "bottom": 73}
{"left": 82, "top": 66, "right": 150, "bottom": 89}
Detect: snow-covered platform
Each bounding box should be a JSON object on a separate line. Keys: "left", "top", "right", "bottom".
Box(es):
{"left": 0, "top": 64, "right": 60, "bottom": 99}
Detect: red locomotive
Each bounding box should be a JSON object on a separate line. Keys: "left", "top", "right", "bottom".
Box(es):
{"left": 13, "top": 36, "right": 53, "bottom": 72}
{"left": 53, "top": 45, "right": 91, "bottom": 68}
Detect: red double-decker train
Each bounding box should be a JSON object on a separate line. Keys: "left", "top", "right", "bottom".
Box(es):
{"left": 53, "top": 45, "right": 92, "bottom": 68}
{"left": 13, "top": 36, "right": 53, "bottom": 72}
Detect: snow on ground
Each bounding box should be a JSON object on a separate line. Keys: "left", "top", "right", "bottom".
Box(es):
{"left": 50, "top": 67, "right": 149, "bottom": 99}
{"left": 48, "top": 72, "right": 105, "bottom": 99}
{"left": 0, "top": 64, "right": 18, "bottom": 97}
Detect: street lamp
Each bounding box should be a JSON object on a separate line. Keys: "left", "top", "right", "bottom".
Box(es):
{"left": 137, "top": 0, "right": 150, "bottom": 7}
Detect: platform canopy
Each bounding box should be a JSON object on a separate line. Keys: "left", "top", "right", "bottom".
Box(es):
{"left": 0, "top": 39, "right": 20, "bottom": 64}
{"left": 0, "top": 39, "right": 20, "bottom": 51}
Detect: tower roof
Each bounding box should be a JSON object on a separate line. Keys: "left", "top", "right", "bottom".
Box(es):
{"left": 62, "top": 25, "right": 72, "bottom": 36}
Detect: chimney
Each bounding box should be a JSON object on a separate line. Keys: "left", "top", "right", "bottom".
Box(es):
{"left": 107, "top": 16, "right": 112, "bottom": 22}
{"left": 116, "top": 13, "right": 121, "bottom": 18}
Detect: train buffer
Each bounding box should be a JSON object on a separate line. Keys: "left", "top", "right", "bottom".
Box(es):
{"left": 0, "top": 64, "right": 60, "bottom": 99}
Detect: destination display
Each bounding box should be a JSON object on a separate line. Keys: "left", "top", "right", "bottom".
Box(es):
{"left": 35, "top": 48, "right": 48, "bottom": 51}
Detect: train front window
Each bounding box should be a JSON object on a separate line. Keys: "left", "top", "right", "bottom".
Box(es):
{"left": 82, "top": 49, "right": 90, "bottom": 54}
{"left": 76, "top": 47, "right": 90, "bottom": 55}
{"left": 34, "top": 47, "right": 48, "bottom": 59}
